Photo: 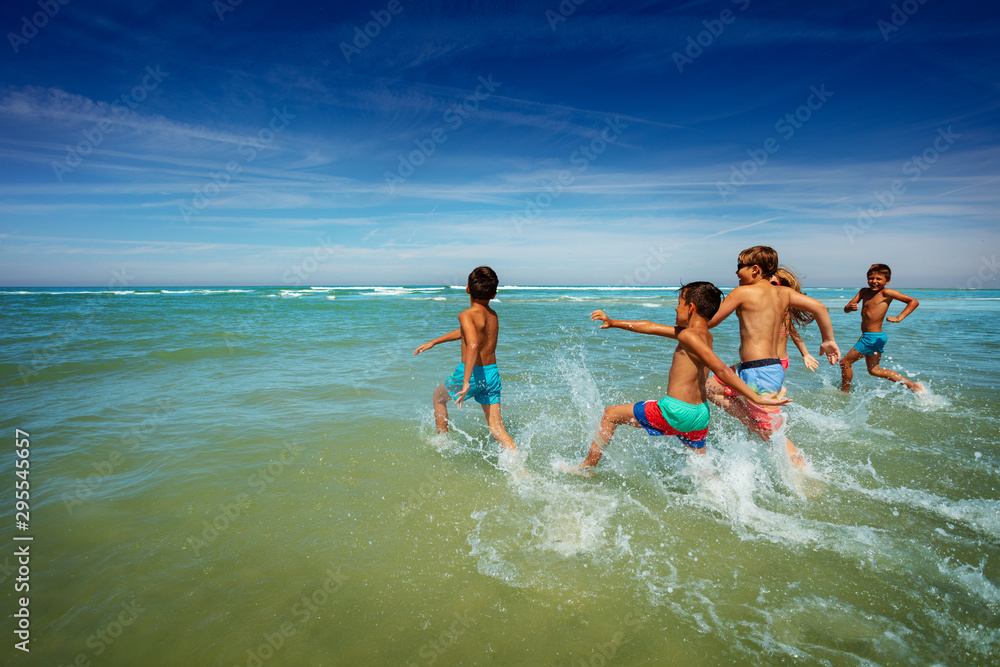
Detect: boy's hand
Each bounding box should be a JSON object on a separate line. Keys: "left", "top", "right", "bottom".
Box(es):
{"left": 844, "top": 302, "right": 858, "bottom": 313}
{"left": 802, "top": 353, "right": 819, "bottom": 372}
{"left": 886, "top": 315, "right": 902, "bottom": 323}
{"left": 819, "top": 341, "right": 841, "bottom": 364}
{"left": 453, "top": 383, "right": 470, "bottom": 409}
{"left": 413, "top": 342, "right": 434, "bottom": 355}
{"left": 752, "top": 387, "right": 793, "bottom": 407}
{"left": 591, "top": 310, "right": 613, "bottom": 328}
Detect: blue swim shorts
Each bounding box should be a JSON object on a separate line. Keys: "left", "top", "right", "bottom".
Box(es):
{"left": 710, "top": 358, "right": 785, "bottom": 432}
{"left": 444, "top": 363, "right": 502, "bottom": 405}
{"left": 853, "top": 332, "right": 887, "bottom": 356}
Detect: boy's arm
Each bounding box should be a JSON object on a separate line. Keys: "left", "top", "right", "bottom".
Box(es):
{"left": 413, "top": 328, "right": 461, "bottom": 355}
{"left": 454, "top": 312, "right": 480, "bottom": 409}
{"left": 707, "top": 289, "right": 743, "bottom": 329}
{"left": 678, "top": 330, "right": 791, "bottom": 407}
{"left": 883, "top": 289, "right": 919, "bottom": 323}
{"left": 843, "top": 290, "right": 863, "bottom": 313}
{"left": 591, "top": 310, "right": 678, "bottom": 338}
{"left": 788, "top": 324, "right": 818, "bottom": 371}
{"left": 788, "top": 291, "right": 840, "bottom": 364}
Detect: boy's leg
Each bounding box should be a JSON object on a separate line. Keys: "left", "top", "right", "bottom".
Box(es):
{"left": 707, "top": 380, "right": 769, "bottom": 438}
{"left": 581, "top": 404, "right": 639, "bottom": 469}
{"left": 840, "top": 349, "right": 863, "bottom": 392}
{"left": 480, "top": 403, "right": 516, "bottom": 450}
{"left": 864, "top": 352, "right": 924, "bottom": 392}
{"left": 433, "top": 383, "right": 451, "bottom": 433}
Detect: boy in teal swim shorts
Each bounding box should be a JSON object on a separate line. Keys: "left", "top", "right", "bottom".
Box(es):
{"left": 577, "top": 282, "right": 791, "bottom": 470}
{"left": 706, "top": 246, "right": 840, "bottom": 467}
{"left": 840, "top": 263, "right": 924, "bottom": 393}
{"left": 414, "top": 266, "right": 517, "bottom": 451}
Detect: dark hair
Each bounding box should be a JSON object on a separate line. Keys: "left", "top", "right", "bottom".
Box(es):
{"left": 679, "top": 281, "right": 723, "bottom": 319}
{"left": 468, "top": 266, "right": 499, "bottom": 300}
{"left": 867, "top": 263, "right": 891, "bottom": 280}
{"left": 738, "top": 245, "right": 779, "bottom": 277}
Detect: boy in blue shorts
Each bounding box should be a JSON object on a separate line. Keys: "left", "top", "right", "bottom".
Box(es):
{"left": 840, "top": 263, "right": 924, "bottom": 393}
{"left": 414, "top": 266, "right": 516, "bottom": 451}
{"left": 577, "top": 282, "right": 791, "bottom": 470}
{"left": 706, "top": 246, "right": 840, "bottom": 467}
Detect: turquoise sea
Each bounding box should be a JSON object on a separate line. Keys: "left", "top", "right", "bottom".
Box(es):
{"left": 1, "top": 286, "right": 998, "bottom": 666}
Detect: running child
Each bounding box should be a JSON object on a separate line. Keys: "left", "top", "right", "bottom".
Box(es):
{"left": 413, "top": 266, "right": 516, "bottom": 451}
{"left": 771, "top": 268, "right": 819, "bottom": 373}
{"left": 577, "top": 281, "right": 791, "bottom": 470}
{"left": 840, "top": 263, "right": 924, "bottom": 393}
{"left": 706, "top": 246, "right": 840, "bottom": 467}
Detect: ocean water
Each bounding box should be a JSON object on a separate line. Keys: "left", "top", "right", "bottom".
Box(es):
{"left": 1, "top": 286, "right": 998, "bottom": 666}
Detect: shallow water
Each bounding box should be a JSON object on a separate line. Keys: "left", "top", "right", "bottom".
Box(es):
{"left": 1, "top": 286, "right": 998, "bottom": 665}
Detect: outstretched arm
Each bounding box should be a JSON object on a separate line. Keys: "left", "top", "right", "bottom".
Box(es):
{"left": 789, "top": 292, "right": 840, "bottom": 364}
{"left": 707, "top": 289, "right": 742, "bottom": 329}
{"left": 884, "top": 289, "right": 919, "bottom": 323}
{"left": 591, "top": 310, "right": 678, "bottom": 338}
{"left": 679, "top": 330, "right": 792, "bottom": 407}
{"left": 413, "top": 328, "right": 461, "bottom": 355}
{"left": 843, "top": 290, "right": 862, "bottom": 314}
{"left": 788, "top": 324, "right": 818, "bottom": 371}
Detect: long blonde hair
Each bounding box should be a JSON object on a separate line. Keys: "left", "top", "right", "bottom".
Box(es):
{"left": 773, "top": 267, "right": 814, "bottom": 327}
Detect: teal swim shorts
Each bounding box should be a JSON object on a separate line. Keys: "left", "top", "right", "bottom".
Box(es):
{"left": 853, "top": 332, "right": 887, "bottom": 355}
{"left": 444, "top": 363, "right": 502, "bottom": 405}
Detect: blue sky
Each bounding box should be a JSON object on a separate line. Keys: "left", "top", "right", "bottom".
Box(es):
{"left": 1, "top": 0, "right": 997, "bottom": 287}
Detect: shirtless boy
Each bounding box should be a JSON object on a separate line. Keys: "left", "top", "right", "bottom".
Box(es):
{"left": 840, "top": 263, "right": 924, "bottom": 393}
{"left": 578, "top": 281, "right": 791, "bottom": 470}
{"left": 707, "top": 246, "right": 840, "bottom": 466}
{"left": 414, "top": 266, "right": 516, "bottom": 451}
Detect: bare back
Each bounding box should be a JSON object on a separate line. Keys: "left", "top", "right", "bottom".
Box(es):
{"left": 666, "top": 328, "right": 713, "bottom": 405}
{"left": 459, "top": 302, "right": 499, "bottom": 366}
{"left": 858, "top": 288, "right": 893, "bottom": 332}
{"left": 732, "top": 282, "right": 791, "bottom": 361}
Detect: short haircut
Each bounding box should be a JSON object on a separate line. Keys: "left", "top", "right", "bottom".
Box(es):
{"left": 738, "top": 246, "right": 779, "bottom": 277}
{"left": 468, "top": 266, "right": 499, "bottom": 300}
{"left": 867, "top": 263, "right": 891, "bottom": 280}
{"left": 679, "top": 281, "right": 723, "bottom": 320}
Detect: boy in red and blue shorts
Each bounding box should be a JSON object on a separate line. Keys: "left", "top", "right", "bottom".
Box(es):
{"left": 577, "top": 282, "right": 791, "bottom": 471}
